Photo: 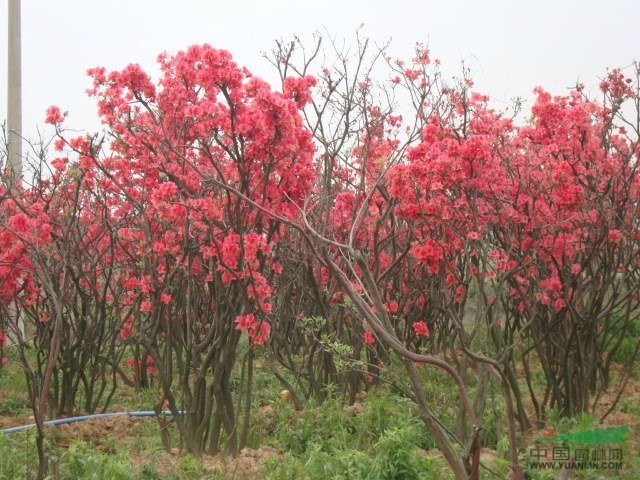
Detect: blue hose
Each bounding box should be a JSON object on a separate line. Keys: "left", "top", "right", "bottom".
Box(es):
{"left": 1, "top": 410, "right": 185, "bottom": 434}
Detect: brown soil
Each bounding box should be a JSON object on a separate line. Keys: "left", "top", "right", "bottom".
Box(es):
{"left": 0, "top": 414, "right": 32, "bottom": 430}
{"left": 53, "top": 415, "right": 140, "bottom": 452}
{"left": 131, "top": 446, "right": 280, "bottom": 479}
{"left": 204, "top": 447, "right": 280, "bottom": 478}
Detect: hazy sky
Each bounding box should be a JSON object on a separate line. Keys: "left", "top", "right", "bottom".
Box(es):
{"left": 1, "top": 0, "right": 639, "bottom": 144}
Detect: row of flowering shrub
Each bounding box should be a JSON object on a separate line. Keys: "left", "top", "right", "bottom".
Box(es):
{"left": 1, "top": 40, "right": 639, "bottom": 479}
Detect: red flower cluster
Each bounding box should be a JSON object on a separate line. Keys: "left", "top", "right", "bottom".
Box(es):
{"left": 127, "top": 355, "right": 158, "bottom": 376}
{"left": 413, "top": 321, "right": 430, "bottom": 337}
{"left": 235, "top": 314, "right": 272, "bottom": 346}
{"left": 363, "top": 331, "right": 376, "bottom": 345}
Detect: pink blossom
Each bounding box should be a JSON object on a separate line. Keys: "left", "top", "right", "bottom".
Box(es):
{"left": 413, "top": 321, "right": 430, "bottom": 337}
{"left": 45, "top": 105, "right": 65, "bottom": 125}
{"left": 363, "top": 332, "right": 376, "bottom": 345}
{"left": 608, "top": 229, "right": 622, "bottom": 243}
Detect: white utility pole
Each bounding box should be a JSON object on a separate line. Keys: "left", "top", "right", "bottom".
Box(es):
{"left": 6, "top": 0, "right": 24, "bottom": 341}
{"left": 7, "top": 0, "right": 22, "bottom": 186}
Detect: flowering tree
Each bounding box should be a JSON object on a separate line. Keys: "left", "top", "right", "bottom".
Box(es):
{"left": 0, "top": 156, "right": 131, "bottom": 478}
{"left": 265, "top": 37, "right": 497, "bottom": 480}
{"left": 493, "top": 74, "right": 640, "bottom": 420}
{"left": 45, "top": 44, "right": 316, "bottom": 455}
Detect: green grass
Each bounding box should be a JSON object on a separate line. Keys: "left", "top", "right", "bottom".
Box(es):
{"left": 261, "top": 395, "right": 448, "bottom": 480}
{"left": 1, "top": 343, "right": 639, "bottom": 479}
